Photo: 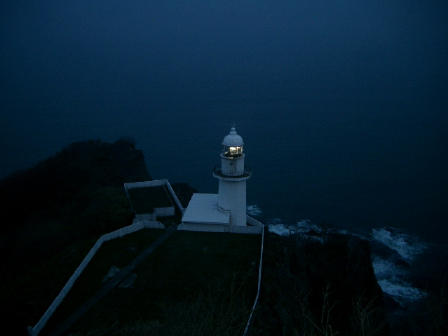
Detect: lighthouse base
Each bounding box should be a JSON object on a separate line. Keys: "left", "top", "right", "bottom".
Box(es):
{"left": 179, "top": 193, "right": 262, "bottom": 234}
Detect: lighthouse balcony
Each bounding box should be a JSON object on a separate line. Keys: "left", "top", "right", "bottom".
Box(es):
{"left": 213, "top": 166, "right": 251, "bottom": 181}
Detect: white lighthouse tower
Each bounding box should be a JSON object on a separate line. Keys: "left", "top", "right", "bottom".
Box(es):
{"left": 213, "top": 127, "right": 251, "bottom": 226}
{"left": 180, "top": 126, "right": 261, "bottom": 233}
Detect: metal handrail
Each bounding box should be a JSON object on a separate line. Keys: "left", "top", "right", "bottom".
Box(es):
{"left": 242, "top": 222, "right": 265, "bottom": 336}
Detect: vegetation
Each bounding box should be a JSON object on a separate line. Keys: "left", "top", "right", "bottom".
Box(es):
{"left": 52, "top": 231, "right": 260, "bottom": 336}
{"left": 0, "top": 139, "right": 150, "bottom": 262}
{"left": 0, "top": 139, "right": 151, "bottom": 334}
{"left": 127, "top": 186, "right": 172, "bottom": 214}
{"left": 250, "top": 233, "right": 389, "bottom": 336}
{"left": 4, "top": 139, "right": 441, "bottom": 336}
{"left": 42, "top": 229, "right": 166, "bottom": 334}
{"left": 389, "top": 274, "right": 448, "bottom": 336}
{"left": 39, "top": 229, "right": 396, "bottom": 336}
{"left": 429, "top": 276, "right": 448, "bottom": 336}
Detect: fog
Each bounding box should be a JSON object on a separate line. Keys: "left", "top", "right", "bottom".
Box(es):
{"left": 1, "top": 0, "right": 447, "bottom": 241}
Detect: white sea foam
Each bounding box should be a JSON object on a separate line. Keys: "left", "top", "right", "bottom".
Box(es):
{"left": 371, "top": 231, "right": 428, "bottom": 306}
{"left": 334, "top": 229, "right": 367, "bottom": 240}
{"left": 247, "top": 204, "right": 263, "bottom": 216}
{"left": 377, "top": 279, "right": 427, "bottom": 306}
{"left": 372, "top": 257, "right": 413, "bottom": 305}
{"left": 269, "top": 222, "right": 429, "bottom": 306}
{"left": 268, "top": 220, "right": 324, "bottom": 242}
{"left": 295, "top": 219, "right": 322, "bottom": 234}
{"left": 372, "top": 257, "right": 404, "bottom": 280}
{"left": 268, "top": 219, "right": 320, "bottom": 236}
{"left": 372, "top": 227, "right": 426, "bottom": 262}
{"left": 268, "top": 223, "right": 291, "bottom": 236}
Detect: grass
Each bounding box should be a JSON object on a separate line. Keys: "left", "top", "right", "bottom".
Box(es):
{"left": 1, "top": 235, "right": 98, "bottom": 328}
{"left": 127, "top": 186, "right": 172, "bottom": 214}
{"left": 49, "top": 230, "right": 261, "bottom": 335}
{"left": 41, "top": 229, "right": 165, "bottom": 333}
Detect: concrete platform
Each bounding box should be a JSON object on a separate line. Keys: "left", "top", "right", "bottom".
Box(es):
{"left": 179, "top": 194, "right": 263, "bottom": 234}
{"left": 181, "top": 193, "right": 230, "bottom": 225}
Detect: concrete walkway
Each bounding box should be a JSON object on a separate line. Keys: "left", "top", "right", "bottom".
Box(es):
{"left": 47, "top": 225, "right": 177, "bottom": 336}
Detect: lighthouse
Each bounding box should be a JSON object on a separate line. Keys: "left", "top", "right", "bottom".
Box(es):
{"left": 179, "top": 126, "right": 261, "bottom": 234}
{"left": 213, "top": 127, "right": 251, "bottom": 226}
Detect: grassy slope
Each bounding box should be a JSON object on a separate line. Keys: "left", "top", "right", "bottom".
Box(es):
{"left": 128, "top": 186, "right": 172, "bottom": 213}
{"left": 251, "top": 233, "right": 388, "bottom": 336}
{"left": 42, "top": 229, "right": 166, "bottom": 333}
{"left": 51, "top": 231, "right": 261, "bottom": 336}
{"left": 0, "top": 139, "right": 152, "bottom": 334}
{"left": 1, "top": 236, "right": 98, "bottom": 329}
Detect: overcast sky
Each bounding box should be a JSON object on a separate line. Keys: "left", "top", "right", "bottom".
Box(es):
{"left": 1, "top": 0, "right": 447, "bottom": 241}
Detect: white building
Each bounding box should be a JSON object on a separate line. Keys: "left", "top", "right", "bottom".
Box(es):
{"left": 179, "top": 127, "right": 261, "bottom": 234}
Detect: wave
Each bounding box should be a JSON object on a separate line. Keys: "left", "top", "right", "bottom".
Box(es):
{"left": 371, "top": 227, "right": 428, "bottom": 306}
{"left": 377, "top": 279, "right": 427, "bottom": 306}
{"left": 268, "top": 219, "right": 324, "bottom": 242}
{"left": 247, "top": 204, "right": 263, "bottom": 216}
{"left": 268, "top": 223, "right": 291, "bottom": 236}
{"left": 372, "top": 256, "right": 427, "bottom": 306}
{"left": 372, "top": 227, "right": 427, "bottom": 262}
{"left": 372, "top": 257, "right": 404, "bottom": 280}
{"left": 268, "top": 220, "right": 428, "bottom": 306}
{"left": 268, "top": 219, "right": 321, "bottom": 235}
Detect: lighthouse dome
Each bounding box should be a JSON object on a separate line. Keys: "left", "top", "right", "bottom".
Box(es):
{"left": 222, "top": 127, "right": 244, "bottom": 147}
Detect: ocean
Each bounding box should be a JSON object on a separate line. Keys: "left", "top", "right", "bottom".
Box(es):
{"left": 2, "top": 89, "right": 447, "bottom": 244}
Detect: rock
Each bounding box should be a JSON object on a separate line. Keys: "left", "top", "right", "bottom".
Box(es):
{"left": 251, "top": 232, "right": 389, "bottom": 336}
{"left": 103, "top": 265, "right": 121, "bottom": 283}
{"left": 119, "top": 273, "right": 138, "bottom": 288}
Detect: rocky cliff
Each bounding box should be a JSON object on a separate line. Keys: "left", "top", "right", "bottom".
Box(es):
{"left": 0, "top": 139, "right": 389, "bottom": 335}
{"left": 251, "top": 232, "right": 388, "bottom": 336}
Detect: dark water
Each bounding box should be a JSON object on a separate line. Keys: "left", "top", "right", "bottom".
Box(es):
{"left": 1, "top": 1, "right": 447, "bottom": 243}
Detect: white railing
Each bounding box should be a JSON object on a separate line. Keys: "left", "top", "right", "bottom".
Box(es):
{"left": 28, "top": 220, "right": 162, "bottom": 336}
{"left": 30, "top": 179, "right": 186, "bottom": 336}
{"left": 123, "top": 179, "right": 185, "bottom": 215}
{"left": 242, "top": 220, "right": 265, "bottom": 336}
{"left": 163, "top": 179, "right": 185, "bottom": 214}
